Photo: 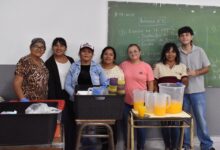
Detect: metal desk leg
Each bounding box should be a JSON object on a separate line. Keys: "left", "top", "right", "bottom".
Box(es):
{"left": 105, "top": 123, "right": 115, "bottom": 150}
{"left": 190, "top": 118, "right": 194, "bottom": 150}
{"left": 75, "top": 122, "right": 115, "bottom": 150}
{"left": 179, "top": 121, "right": 184, "bottom": 150}
{"left": 130, "top": 113, "right": 134, "bottom": 150}
{"left": 75, "top": 123, "right": 87, "bottom": 150}
{"left": 127, "top": 117, "right": 131, "bottom": 150}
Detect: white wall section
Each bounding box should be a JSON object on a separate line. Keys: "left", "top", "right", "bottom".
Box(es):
{"left": 0, "top": 0, "right": 220, "bottom": 64}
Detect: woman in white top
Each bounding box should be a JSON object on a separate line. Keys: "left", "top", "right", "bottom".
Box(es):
{"left": 153, "top": 42, "right": 188, "bottom": 150}
{"left": 45, "top": 37, "right": 74, "bottom": 150}
{"left": 100, "top": 46, "right": 124, "bottom": 150}
{"left": 100, "top": 46, "right": 124, "bottom": 80}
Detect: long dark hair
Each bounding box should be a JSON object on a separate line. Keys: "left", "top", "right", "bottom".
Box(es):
{"left": 100, "top": 46, "right": 117, "bottom": 64}
{"left": 52, "top": 37, "right": 67, "bottom": 48}
{"left": 160, "top": 42, "right": 180, "bottom": 64}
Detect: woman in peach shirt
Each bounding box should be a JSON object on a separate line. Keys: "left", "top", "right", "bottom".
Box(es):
{"left": 120, "top": 44, "right": 154, "bottom": 150}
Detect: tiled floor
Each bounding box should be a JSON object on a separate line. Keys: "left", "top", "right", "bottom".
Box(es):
{"left": 125, "top": 139, "right": 219, "bottom": 150}
{"left": 0, "top": 137, "right": 63, "bottom": 150}
{"left": 0, "top": 136, "right": 219, "bottom": 150}
{"left": 115, "top": 136, "right": 220, "bottom": 150}
{"left": 0, "top": 147, "right": 60, "bottom": 150}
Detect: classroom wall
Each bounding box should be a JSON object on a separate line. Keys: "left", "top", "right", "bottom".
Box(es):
{"left": 1, "top": 0, "right": 220, "bottom": 136}
{"left": 1, "top": 0, "right": 220, "bottom": 64}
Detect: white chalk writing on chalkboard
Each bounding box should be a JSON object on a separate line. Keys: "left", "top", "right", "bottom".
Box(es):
{"left": 108, "top": 2, "right": 220, "bottom": 87}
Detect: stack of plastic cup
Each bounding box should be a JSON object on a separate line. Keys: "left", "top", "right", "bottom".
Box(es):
{"left": 108, "top": 78, "right": 118, "bottom": 94}
{"left": 117, "top": 79, "right": 125, "bottom": 95}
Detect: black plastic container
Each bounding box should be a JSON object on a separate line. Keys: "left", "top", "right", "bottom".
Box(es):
{"left": 0, "top": 101, "right": 59, "bottom": 146}
{"left": 74, "top": 95, "right": 124, "bottom": 119}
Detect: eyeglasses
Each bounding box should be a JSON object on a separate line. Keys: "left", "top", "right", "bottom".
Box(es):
{"left": 32, "top": 45, "right": 45, "bottom": 50}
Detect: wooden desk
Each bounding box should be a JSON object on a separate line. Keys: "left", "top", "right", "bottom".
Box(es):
{"left": 127, "top": 110, "right": 194, "bottom": 150}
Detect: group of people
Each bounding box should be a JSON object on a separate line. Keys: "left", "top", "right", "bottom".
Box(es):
{"left": 13, "top": 26, "right": 214, "bottom": 150}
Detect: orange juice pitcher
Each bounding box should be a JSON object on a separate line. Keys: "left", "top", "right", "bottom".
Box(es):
{"left": 133, "top": 89, "right": 145, "bottom": 111}
{"left": 159, "top": 83, "right": 185, "bottom": 114}
{"left": 153, "top": 93, "right": 171, "bottom": 116}
{"left": 145, "top": 91, "right": 154, "bottom": 113}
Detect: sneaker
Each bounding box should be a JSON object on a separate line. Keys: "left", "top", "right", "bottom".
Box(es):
{"left": 209, "top": 147, "right": 215, "bottom": 150}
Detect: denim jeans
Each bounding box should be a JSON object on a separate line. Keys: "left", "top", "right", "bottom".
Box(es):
{"left": 183, "top": 92, "right": 213, "bottom": 150}
{"left": 122, "top": 103, "right": 146, "bottom": 149}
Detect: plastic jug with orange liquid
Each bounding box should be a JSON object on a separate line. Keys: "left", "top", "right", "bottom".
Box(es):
{"left": 159, "top": 83, "right": 185, "bottom": 114}
{"left": 133, "top": 89, "right": 145, "bottom": 111}
{"left": 153, "top": 93, "right": 171, "bottom": 116}
{"left": 145, "top": 91, "right": 155, "bottom": 113}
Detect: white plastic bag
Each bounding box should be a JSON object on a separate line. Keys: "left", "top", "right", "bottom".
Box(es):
{"left": 0, "top": 96, "right": 5, "bottom": 102}
{"left": 1, "top": 110, "right": 17, "bottom": 114}
{"left": 25, "top": 103, "right": 61, "bottom": 114}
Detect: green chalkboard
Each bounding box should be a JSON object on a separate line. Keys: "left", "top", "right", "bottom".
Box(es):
{"left": 108, "top": 2, "right": 220, "bottom": 87}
